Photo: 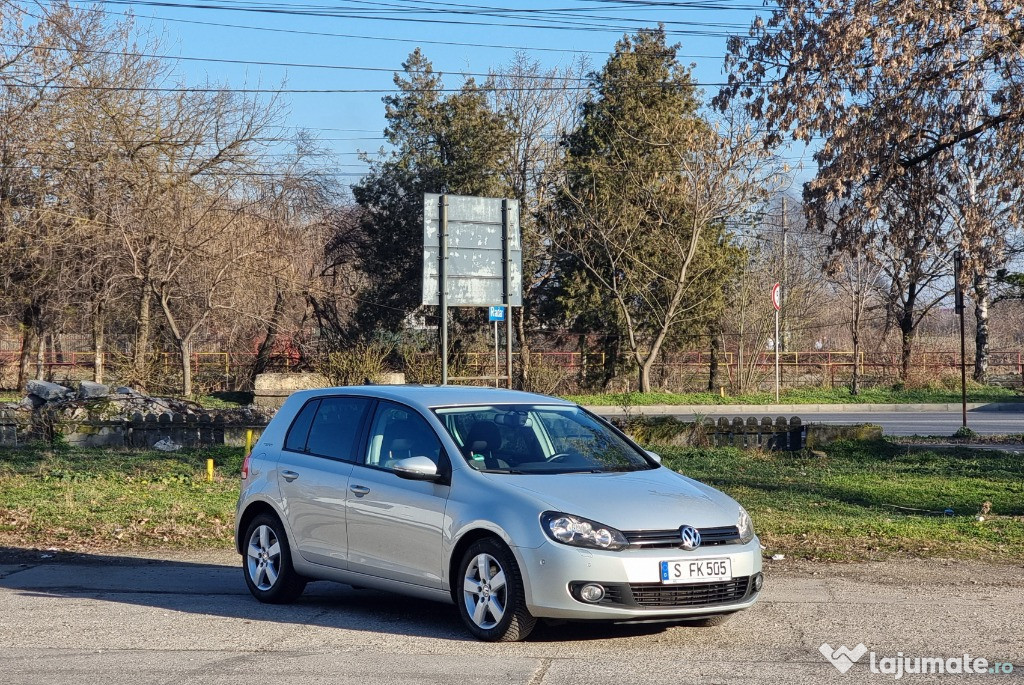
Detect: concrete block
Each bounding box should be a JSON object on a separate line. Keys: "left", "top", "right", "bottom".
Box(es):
{"left": 26, "top": 380, "right": 72, "bottom": 401}
{"left": 253, "top": 373, "right": 331, "bottom": 409}
{"left": 77, "top": 380, "right": 109, "bottom": 399}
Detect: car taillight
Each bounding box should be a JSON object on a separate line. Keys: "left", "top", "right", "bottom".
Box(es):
{"left": 241, "top": 452, "right": 252, "bottom": 480}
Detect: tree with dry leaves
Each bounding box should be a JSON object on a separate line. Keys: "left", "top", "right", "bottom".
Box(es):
{"left": 718, "top": 0, "right": 1024, "bottom": 381}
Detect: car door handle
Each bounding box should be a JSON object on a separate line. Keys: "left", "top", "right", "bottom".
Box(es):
{"left": 349, "top": 484, "right": 370, "bottom": 496}
{"left": 281, "top": 470, "right": 299, "bottom": 482}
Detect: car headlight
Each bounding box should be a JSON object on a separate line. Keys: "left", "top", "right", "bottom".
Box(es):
{"left": 737, "top": 505, "right": 755, "bottom": 544}
{"left": 540, "top": 512, "right": 628, "bottom": 551}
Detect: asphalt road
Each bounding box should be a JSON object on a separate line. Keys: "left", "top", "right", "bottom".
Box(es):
{"left": 0, "top": 550, "right": 1021, "bottom": 684}
{"left": 720, "top": 410, "right": 1022, "bottom": 437}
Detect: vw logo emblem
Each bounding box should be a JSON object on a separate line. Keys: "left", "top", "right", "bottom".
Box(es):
{"left": 679, "top": 525, "right": 701, "bottom": 550}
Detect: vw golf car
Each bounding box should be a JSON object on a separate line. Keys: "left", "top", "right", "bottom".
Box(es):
{"left": 236, "top": 386, "right": 763, "bottom": 641}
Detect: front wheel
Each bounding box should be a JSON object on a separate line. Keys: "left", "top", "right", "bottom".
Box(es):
{"left": 242, "top": 513, "right": 307, "bottom": 604}
{"left": 457, "top": 538, "right": 536, "bottom": 642}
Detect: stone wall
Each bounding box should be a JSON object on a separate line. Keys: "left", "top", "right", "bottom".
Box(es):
{"left": 0, "top": 409, "right": 266, "bottom": 449}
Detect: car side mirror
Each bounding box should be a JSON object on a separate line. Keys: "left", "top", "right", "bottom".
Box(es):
{"left": 645, "top": 450, "right": 662, "bottom": 464}
{"left": 392, "top": 456, "right": 442, "bottom": 481}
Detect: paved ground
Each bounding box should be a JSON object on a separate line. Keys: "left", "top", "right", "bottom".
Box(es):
{"left": 0, "top": 549, "right": 1020, "bottom": 684}
{"left": 588, "top": 404, "right": 1024, "bottom": 437}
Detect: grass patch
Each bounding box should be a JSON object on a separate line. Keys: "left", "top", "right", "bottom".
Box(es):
{"left": 567, "top": 384, "right": 1022, "bottom": 406}
{"left": 659, "top": 439, "right": 1024, "bottom": 562}
{"left": 0, "top": 444, "right": 242, "bottom": 550}
{"left": 195, "top": 391, "right": 253, "bottom": 409}
{"left": 3, "top": 440, "right": 1022, "bottom": 562}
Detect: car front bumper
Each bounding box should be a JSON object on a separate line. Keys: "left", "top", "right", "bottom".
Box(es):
{"left": 513, "top": 537, "right": 763, "bottom": 620}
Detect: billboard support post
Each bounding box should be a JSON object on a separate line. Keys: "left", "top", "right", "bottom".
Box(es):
{"left": 438, "top": 195, "right": 449, "bottom": 385}
{"left": 501, "top": 199, "right": 513, "bottom": 389}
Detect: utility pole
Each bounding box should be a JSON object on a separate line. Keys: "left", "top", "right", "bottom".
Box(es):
{"left": 772, "top": 282, "right": 781, "bottom": 402}
{"left": 954, "top": 251, "right": 968, "bottom": 429}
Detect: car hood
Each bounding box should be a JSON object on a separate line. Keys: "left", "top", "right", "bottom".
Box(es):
{"left": 490, "top": 467, "right": 739, "bottom": 530}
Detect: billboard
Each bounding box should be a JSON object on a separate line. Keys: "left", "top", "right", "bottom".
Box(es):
{"left": 422, "top": 193, "right": 523, "bottom": 307}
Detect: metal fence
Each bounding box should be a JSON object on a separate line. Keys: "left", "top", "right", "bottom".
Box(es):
{"left": 2, "top": 341, "right": 1022, "bottom": 393}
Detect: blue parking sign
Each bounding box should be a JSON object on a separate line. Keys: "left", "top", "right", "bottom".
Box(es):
{"left": 488, "top": 306, "right": 506, "bottom": 322}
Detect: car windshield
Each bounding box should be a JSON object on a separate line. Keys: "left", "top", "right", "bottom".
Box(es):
{"left": 433, "top": 404, "right": 655, "bottom": 474}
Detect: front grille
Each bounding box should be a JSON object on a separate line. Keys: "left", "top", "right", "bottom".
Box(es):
{"left": 698, "top": 526, "right": 743, "bottom": 545}
{"left": 623, "top": 525, "right": 741, "bottom": 549}
{"left": 598, "top": 584, "right": 625, "bottom": 605}
{"left": 628, "top": 577, "right": 750, "bottom": 608}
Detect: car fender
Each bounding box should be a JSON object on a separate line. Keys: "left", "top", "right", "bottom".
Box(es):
{"left": 442, "top": 469, "right": 552, "bottom": 594}
{"left": 235, "top": 493, "right": 290, "bottom": 555}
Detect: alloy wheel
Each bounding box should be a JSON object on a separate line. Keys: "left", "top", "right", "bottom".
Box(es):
{"left": 462, "top": 552, "right": 508, "bottom": 629}
{"left": 247, "top": 524, "right": 282, "bottom": 591}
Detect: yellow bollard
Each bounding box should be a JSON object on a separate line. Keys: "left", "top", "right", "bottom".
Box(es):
{"left": 245, "top": 428, "right": 253, "bottom": 455}
{"left": 206, "top": 458, "right": 214, "bottom": 482}
{"left": 720, "top": 386, "right": 725, "bottom": 398}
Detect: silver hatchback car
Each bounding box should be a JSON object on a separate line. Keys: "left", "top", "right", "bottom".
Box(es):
{"left": 235, "top": 386, "right": 763, "bottom": 641}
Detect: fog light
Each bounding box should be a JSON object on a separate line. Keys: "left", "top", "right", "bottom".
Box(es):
{"left": 579, "top": 583, "right": 605, "bottom": 603}
{"left": 753, "top": 572, "right": 764, "bottom": 592}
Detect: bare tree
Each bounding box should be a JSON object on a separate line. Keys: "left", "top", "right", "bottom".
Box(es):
{"left": 0, "top": 2, "right": 129, "bottom": 387}
{"left": 244, "top": 139, "right": 350, "bottom": 385}
{"left": 114, "top": 83, "right": 281, "bottom": 395}
{"left": 491, "top": 53, "right": 586, "bottom": 387}
{"left": 828, "top": 237, "right": 883, "bottom": 394}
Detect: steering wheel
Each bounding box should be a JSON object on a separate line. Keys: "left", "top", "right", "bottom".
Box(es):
{"left": 547, "top": 452, "right": 575, "bottom": 463}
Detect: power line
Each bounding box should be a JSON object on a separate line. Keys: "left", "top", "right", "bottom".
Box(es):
{"left": 86, "top": 6, "right": 628, "bottom": 56}
{"left": 0, "top": 79, "right": 753, "bottom": 93}
{"left": 1, "top": 41, "right": 596, "bottom": 81}
{"left": 88, "top": 0, "right": 760, "bottom": 36}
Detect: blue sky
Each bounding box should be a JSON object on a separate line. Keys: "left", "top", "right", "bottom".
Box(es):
{"left": 68, "top": 1, "right": 808, "bottom": 187}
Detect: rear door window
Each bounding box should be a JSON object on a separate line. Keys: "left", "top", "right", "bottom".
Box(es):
{"left": 284, "top": 399, "right": 319, "bottom": 452}
{"left": 305, "top": 397, "right": 373, "bottom": 462}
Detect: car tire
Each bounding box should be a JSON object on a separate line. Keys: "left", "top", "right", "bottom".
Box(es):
{"left": 457, "top": 538, "right": 536, "bottom": 642}
{"left": 242, "top": 513, "right": 307, "bottom": 604}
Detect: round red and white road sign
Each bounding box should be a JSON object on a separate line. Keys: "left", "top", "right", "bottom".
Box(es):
{"left": 771, "top": 282, "right": 781, "bottom": 311}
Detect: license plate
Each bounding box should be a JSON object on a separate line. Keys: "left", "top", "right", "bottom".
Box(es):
{"left": 660, "top": 558, "right": 732, "bottom": 584}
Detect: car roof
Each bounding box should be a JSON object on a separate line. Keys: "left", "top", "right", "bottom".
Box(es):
{"left": 286, "top": 385, "right": 575, "bottom": 413}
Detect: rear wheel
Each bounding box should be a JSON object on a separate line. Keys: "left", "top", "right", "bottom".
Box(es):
{"left": 242, "top": 513, "right": 306, "bottom": 604}
{"left": 457, "top": 538, "right": 536, "bottom": 642}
